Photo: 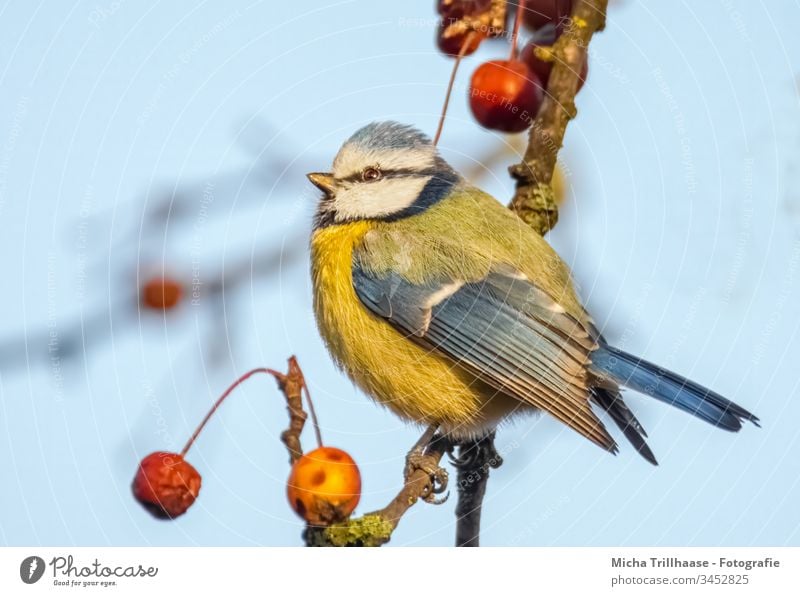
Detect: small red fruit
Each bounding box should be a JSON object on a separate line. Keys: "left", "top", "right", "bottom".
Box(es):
{"left": 287, "top": 447, "right": 361, "bottom": 526}
{"left": 141, "top": 276, "right": 183, "bottom": 310}
{"left": 522, "top": 0, "right": 572, "bottom": 31}
{"left": 520, "top": 40, "right": 587, "bottom": 90}
{"left": 437, "top": 22, "right": 485, "bottom": 57}
{"left": 469, "top": 59, "right": 544, "bottom": 132}
{"left": 132, "top": 452, "right": 201, "bottom": 519}
{"left": 437, "top": 0, "right": 491, "bottom": 19}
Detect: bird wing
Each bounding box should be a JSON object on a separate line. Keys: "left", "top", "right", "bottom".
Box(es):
{"left": 352, "top": 257, "right": 617, "bottom": 452}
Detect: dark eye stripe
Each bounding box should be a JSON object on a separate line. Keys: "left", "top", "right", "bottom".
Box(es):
{"left": 338, "top": 167, "right": 440, "bottom": 184}
{"left": 314, "top": 158, "right": 460, "bottom": 229}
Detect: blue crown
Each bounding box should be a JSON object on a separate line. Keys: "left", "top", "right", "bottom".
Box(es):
{"left": 345, "top": 121, "right": 432, "bottom": 151}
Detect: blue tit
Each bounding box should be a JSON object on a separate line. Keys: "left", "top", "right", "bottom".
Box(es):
{"left": 306, "top": 121, "right": 758, "bottom": 464}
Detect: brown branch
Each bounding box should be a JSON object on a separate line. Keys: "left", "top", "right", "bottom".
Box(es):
{"left": 275, "top": 356, "right": 308, "bottom": 465}
{"left": 372, "top": 432, "right": 450, "bottom": 525}
{"left": 508, "top": 0, "right": 609, "bottom": 235}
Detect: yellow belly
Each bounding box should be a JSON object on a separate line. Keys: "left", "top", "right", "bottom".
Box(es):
{"left": 310, "top": 222, "right": 522, "bottom": 437}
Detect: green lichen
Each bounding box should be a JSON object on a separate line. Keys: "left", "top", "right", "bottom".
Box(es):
{"left": 305, "top": 514, "right": 395, "bottom": 547}
{"left": 512, "top": 182, "right": 559, "bottom": 236}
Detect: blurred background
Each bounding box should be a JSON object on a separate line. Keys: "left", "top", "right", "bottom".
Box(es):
{"left": 1, "top": 0, "right": 799, "bottom": 546}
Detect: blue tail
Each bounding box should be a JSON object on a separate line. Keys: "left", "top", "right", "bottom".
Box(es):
{"left": 591, "top": 344, "right": 759, "bottom": 431}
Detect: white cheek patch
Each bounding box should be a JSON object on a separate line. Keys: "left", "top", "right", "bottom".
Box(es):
{"left": 334, "top": 176, "right": 430, "bottom": 221}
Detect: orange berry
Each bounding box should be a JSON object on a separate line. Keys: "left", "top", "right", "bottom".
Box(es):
{"left": 132, "top": 452, "right": 201, "bottom": 519}
{"left": 141, "top": 276, "right": 183, "bottom": 310}
{"left": 287, "top": 447, "right": 361, "bottom": 526}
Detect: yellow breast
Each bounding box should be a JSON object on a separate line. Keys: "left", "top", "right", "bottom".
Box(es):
{"left": 310, "top": 222, "right": 521, "bottom": 436}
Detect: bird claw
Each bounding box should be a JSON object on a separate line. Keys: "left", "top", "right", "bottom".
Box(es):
{"left": 448, "top": 432, "right": 503, "bottom": 471}
{"left": 448, "top": 449, "right": 474, "bottom": 468}
{"left": 404, "top": 448, "right": 449, "bottom": 505}
{"left": 426, "top": 490, "right": 450, "bottom": 505}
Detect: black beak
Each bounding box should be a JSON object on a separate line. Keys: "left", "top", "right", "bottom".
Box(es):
{"left": 307, "top": 172, "right": 336, "bottom": 196}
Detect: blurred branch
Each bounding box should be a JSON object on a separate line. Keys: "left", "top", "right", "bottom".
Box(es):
{"left": 0, "top": 230, "right": 305, "bottom": 374}
{"left": 508, "top": 0, "right": 608, "bottom": 235}
{"left": 0, "top": 241, "right": 304, "bottom": 370}
{"left": 462, "top": 136, "right": 526, "bottom": 183}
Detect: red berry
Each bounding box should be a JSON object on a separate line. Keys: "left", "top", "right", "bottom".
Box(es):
{"left": 469, "top": 59, "right": 544, "bottom": 132}
{"left": 132, "top": 452, "right": 201, "bottom": 519}
{"left": 437, "top": 21, "right": 485, "bottom": 57}
{"left": 522, "top": 0, "right": 572, "bottom": 31}
{"left": 287, "top": 447, "right": 361, "bottom": 526}
{"left": 520, "top": 40, "right": 587, "bottom": 90}
{"left": 141, "top": 276, "right": 183, "bottom": 310}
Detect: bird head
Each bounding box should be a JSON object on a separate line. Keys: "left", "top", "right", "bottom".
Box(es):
{"left": 307, "top": 121, "right": 460, "bottom": 228}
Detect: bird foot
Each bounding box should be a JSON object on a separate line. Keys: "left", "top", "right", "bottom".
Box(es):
{"left": 449, "top": 431, "right": 503, "bottom": 472}
{"left": 404, "top": 446, "right": 450, "bottom": 505}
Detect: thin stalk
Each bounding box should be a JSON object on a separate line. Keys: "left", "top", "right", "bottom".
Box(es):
{"left": 509, "top": 0, "right": 526, "bottom": 60}
{"left": 180, "top": 367, "right": 320, "bottom": 456}
{"left": 433, "top": 31, "right": 476, "bottom": 146}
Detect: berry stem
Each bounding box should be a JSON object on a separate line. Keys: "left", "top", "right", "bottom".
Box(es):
{"left": 509, "top": 0, "right": 526, "bottom": 60}
{"left": 433, "top": 31, "right": 476, "bottom": 146}
{"left": 302, "top": 384, "right": 324, "bottom": 449}
{"left": 180, "top": 366, "right": 324, "bottom": 457}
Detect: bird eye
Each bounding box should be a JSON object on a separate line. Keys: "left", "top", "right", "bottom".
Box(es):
{"left": 361, "top": 167, "right": 382, "bottom": 182}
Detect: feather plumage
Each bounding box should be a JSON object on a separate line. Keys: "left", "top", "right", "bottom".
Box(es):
{"left": 310, "top": 126, "right": 758, "bottom": 460}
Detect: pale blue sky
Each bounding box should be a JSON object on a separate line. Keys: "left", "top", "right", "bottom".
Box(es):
{"left": 1, "top": 0, "right": 799, "bottom": 546}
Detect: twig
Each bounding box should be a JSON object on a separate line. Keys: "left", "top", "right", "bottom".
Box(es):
{"left": 277, "top": 356, "right": 308, "bottom": 465}
{"left": 453, "top": 432, "right": 503, "bottom": 547}
{"left": 508, "top": 0, "right": 608, "bottom": 235}
{"left": 373, "top": 429, "right": 450, "bottom": 525}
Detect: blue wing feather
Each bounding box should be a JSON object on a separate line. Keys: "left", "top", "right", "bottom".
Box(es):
{"left": 353, "top": 262, "right": 618, "bottom": 452}
{"left": 352, "top": 250, "right": 757, "bottom": 462}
